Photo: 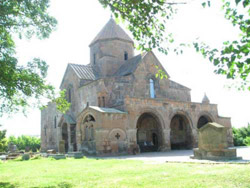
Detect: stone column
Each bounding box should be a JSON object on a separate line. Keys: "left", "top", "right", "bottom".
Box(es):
{"left": 160, "top": 129, "right": 171, "bottom": 151}
{"left": 67, "top": 123, "right": 73, "bottom": 152}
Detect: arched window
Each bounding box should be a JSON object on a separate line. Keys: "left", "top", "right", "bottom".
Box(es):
{"left": 150, "top": 79, "right": 155, "bottom": 98}
{"left": 124, "top": 51, "right": 128, "bottom": 60}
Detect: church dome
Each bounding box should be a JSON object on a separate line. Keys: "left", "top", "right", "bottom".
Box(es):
{"left": 89, "top": 17, "right": 134, "bottom": 47}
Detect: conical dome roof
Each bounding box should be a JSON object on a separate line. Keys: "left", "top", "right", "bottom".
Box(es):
{"left": 89, "top": 17, "right": 134, "bottom": 46}
{"left": 202, "top": 93, "right": 210, "bottom": 104}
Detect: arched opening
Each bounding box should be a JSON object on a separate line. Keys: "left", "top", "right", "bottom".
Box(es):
{"left": 170, "top": 114, "right": 193, "bottom": 150}
{"left": 197, "top": 115, "right": 212, "bottom": 129}
{"left": 62, "top": 123, "right": 69, "bottom": 152}
{"left": 136, "top": 113, "right": 162, "bottom": 152}
{"left": 82, "top": 115, "right": 95, "bottom": 141}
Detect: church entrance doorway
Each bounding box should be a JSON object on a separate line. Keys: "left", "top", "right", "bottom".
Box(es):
{"left": 170, "top": 114, "right": 193, "bottom": 150}
{"left": 62, "top": 123, "right": 69, "bottom": 152}
{"left": 136, "top": 113, "right": 162, "bottom": 152}
{"left": 197, "top": 115, "right": 212, "bottom": 129}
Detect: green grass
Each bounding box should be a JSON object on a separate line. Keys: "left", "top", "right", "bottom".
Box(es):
{"left": 0, "top": 157, "right": 250, "bottom": 188}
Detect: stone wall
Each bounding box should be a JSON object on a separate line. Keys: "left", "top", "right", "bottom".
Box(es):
{"left": 41, "top": 102, "right": 61, "bottom": 152}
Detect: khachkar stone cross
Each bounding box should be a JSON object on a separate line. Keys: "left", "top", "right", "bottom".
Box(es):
{"left": 115, "top": 133, "right": 120, "bottom": 140}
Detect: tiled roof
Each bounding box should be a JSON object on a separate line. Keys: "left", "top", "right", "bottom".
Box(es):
{"left": 114, "top": 54, "right": 142, "bottom": 76}
{"left": 63, "top": 114, "right": 76, "bottom": 124}
{"left": 69, "top": 64, "right": 98, "bottom": 80}
{"left": 89, "top": 18, "right": 134, "bottom": 46}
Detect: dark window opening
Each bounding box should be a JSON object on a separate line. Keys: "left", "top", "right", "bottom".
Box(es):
{"left": 102, "top": 96, "right": 105, "bottom": 107}
{"left": 93, "top": 53, "right": 96, "bottom": 65}
{"left": 68, "top": 88, "right": 71, "bottom": 103}
{"left": 179, "top": 119, "right": 183, "bottom": 130}
{"left": 124, "top": 51, "right": 128, "bottom": 60}
{"left": 54, "top": 116, "right": 57, "bottom": 129}
{"left": 98, "top": 97, "right": 101, "bottom": 107}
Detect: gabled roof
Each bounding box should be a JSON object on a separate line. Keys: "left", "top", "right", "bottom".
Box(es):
{"left": 69, "top": 63, "right": 99, "bottom": 80}
{"left": 169, "top": 80, "right": 191, "bottom": 91}
{"left": 60, "top": 63, "right": 99, "bottom": 89}
{"left": 89, "top": 17, "right": 134, "bottom": 46}
{"left": 114, "top": 54, "right": 143, "bottom": 76}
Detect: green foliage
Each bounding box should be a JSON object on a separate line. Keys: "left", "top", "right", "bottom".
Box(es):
{"left": 0, "top": 125, "right": 8, "bottom": 152}
{"left": 99, "top": 0, "right": 250, "bottom": 89}
{"left": 0, "top": 0, "right": 70, "bottom": 116}
{"left": 243, "top": 136, "right": 250, "bottom": 146}
{"left": 8, "top": 135, "right": 40, "bottom": 152}
{"left": 232, "top": 124, "right": 250, "bottom": 146}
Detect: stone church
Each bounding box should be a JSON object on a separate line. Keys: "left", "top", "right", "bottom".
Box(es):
{"left": 41, "top": 18, "right": 233, "bottom": 155}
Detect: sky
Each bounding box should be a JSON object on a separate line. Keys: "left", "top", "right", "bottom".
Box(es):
{"left": 1, "top": 0, "right": 250, "bottom": 137}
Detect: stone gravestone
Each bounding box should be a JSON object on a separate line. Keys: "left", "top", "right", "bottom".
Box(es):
{"left": 8, "top": 142, "right": 17, "bottom": 153}
{"left": 192, "top": 122, "right": 241, "bottom": 160}
{"left": 59, "top": 140, "right": 65, "bottom": 154}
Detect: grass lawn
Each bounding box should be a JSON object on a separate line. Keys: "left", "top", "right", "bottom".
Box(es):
{"left": 0, "top": 157, "right": 250, "bottom": 188}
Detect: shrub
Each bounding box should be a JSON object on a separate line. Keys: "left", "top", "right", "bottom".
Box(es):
{"left": 22, "top": 154, "right": 30, "bottom": 161}
{"left": 243, "top": 137, "right": 250, "bottom": 146}
{"left": 8, "top": 135, "right": 40, "bottom": 152}
{"left": 233, "top": 124, "right": 250, "bottom": 146}
{"left": 0, "top": 126, "right": 8, "bottom": 152}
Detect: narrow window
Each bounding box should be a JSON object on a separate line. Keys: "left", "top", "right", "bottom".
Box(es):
{"left": 98, "top": 97, "right": 101, "bottom": 107}
{"left": 102, "top": 96, "right": 105, "bottom": 107}
{"left": 44, "top": 127, "right": 47, "bottom": 136}
{"left": 54, "top": 116, "right": 57, "bottom": 129}
{"left": 93, "top": 53, "right": 96, "bottom": 65}
{"left": 124, "top": 51, "right": 128, "bottom": 60}
{"left": 150, "top": 79, "right": 155, "bottom": 98}
{"left": 68, "top": 88, "right": 71, "bottom": 103}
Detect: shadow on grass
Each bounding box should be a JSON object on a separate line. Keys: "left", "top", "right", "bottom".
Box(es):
{"left": 0, "top": 182, "right": 17, "bottom": 188}
{"left": 32, "top": 182, "right": 73, "bottom": 188}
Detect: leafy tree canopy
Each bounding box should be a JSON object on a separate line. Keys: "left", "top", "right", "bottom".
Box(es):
{"left": 0, "top": 0, "right": 70, "bottom": 116}
{"left": 99, "top": 0, "right": 250, "bottom": 90}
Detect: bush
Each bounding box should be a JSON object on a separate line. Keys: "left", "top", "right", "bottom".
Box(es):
{"left": 243, "top": 137, "right": 250, "bottom": 146}
{"left": 233, "top": 124, "right": 250, "bottom": 146}
{"left": 0, "top": 126, "right": 8, "bottom": 152}
{"left": 8, "top": 135, "right": 40, "bottom": 152}
{"left": 22, "top": 154, "right": 30, "bottom": 161}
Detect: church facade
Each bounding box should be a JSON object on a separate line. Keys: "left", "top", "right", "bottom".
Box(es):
{"left": 41, "top": 18, "right": 233, "bottom": 155}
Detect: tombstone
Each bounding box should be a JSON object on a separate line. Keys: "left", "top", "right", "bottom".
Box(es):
{"left": 47, "top": 149, "right": 56, "bottom": 154}
{"left": 59, "top": 140, "right": 65, "bottom": 154}
{"left": 192, "top": 122, "right": 241, "bottom": 160}
{"left": 8, "top": 142, "right": 17, "bottom": 153}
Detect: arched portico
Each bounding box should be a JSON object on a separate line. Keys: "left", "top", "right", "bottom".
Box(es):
{"left": 170, "top": 114, "right": 193, "bottom": 149}
{"left": 197, "top": 114, "right": 213, "bottom": 129}
{"left": 136, "top": 112, "right": 163, "bottom": 152}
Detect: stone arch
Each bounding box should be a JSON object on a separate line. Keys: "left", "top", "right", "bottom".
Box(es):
{"left": 81, "top": 114, "right": 96, "bottom": 141}
{"left": 170, "top": 112, "right": 194, "bottom": 150}
{"left": 197, "top": 112, "right": 214, "bottom": 129}
{"left": 135, "top": 108, "right": 166, "bottom": 129}
{"left": 136, "top": 111, "right": 164, "bottom": 152}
